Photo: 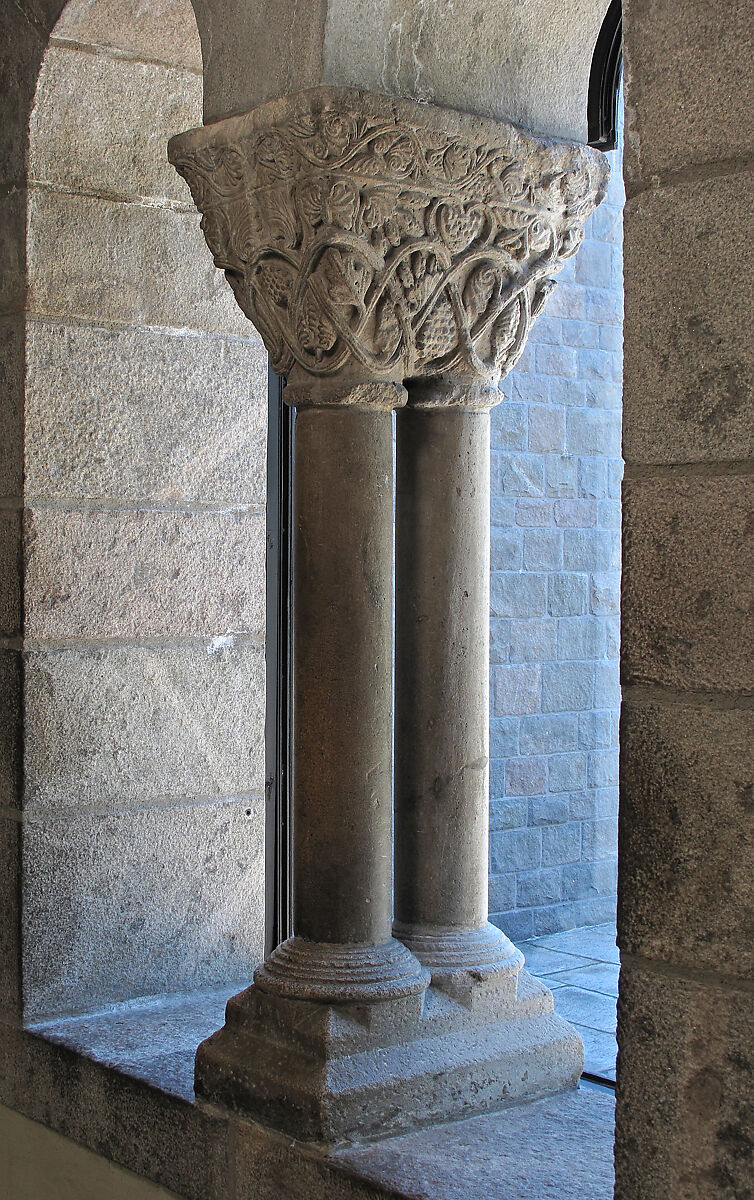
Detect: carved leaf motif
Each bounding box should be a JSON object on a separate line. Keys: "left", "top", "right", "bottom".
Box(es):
{"left": 298, "top": 178, "right": 325, "bottom": 227}
{"left": 297, "top": 289, "right": 338, "bottom": 359}
{"left": 374, "top": 298, "right": 402, "bottom": 358}
{"left": 325, "top": 179, "right": 359, "bottom": 230}
{"left": 463, "top": 265, "right": 499, "bottom": 323}
{"left": 491, "top": 300, "right": 521, "bottom": 368}
{"left": 442, "top": 142, "right": 473, "bottom": 181}
{"left": 437, "top": 203, "right": 483, "bottom": 254}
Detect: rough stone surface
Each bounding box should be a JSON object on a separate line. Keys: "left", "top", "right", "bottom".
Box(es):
{"left": 22, "top": 798, "right": 265, "bottom": 1020}
{"left": 0, "top": 817, "right": 21, "bottom": 1014}
{"left": 615, "top": 963, "right": 754, "bottom": 1200}
{"left": 619, "top": 700, "right": 754, "bottom": 979}
{"left": 30, "top": 46, "right": 203, "bottom": 202}
{"left": 23, "top": 507, "right": 265, "bottom": 642}
{"left": 324, "top": 0, "right": 608, "bottom": 143}
{"left": 0, "top": 510, "right": 21, "bottom": 638}
{"left": 26, "top": 188, "right": 251, "bottom": 337}
{"left": 0, "top": 316, "right": 24, "bottom": 497}
{"left": 54, "top": 0, "right": 203, "bottom": 71}
{"left": 622, "top": 476, "right": 754, "bottom": 695}
{"left": 22, "top": 642, "right": 265, "bottom": 813}
{"left": 24, "top": 320, "right": 266, "bottom": 505}
{"left": 0, "top": 650, "right": 22, "bottom": 810}
{"left": 623, "top": 0, "right": 754, "bottom": 184}
{"left": 623, "top": 174, "right": 754, "bottom": 465}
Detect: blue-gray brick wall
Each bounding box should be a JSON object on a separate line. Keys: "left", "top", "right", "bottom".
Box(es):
{"left": 488, "top": 124, "right": 624, "bottom": 942}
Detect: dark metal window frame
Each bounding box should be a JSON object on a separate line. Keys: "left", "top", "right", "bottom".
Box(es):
{"left": 264, "top": 369, "right": 294, "bottom": 955}
{"left": 588, "top": 0, "right": 622, "bottom": 151}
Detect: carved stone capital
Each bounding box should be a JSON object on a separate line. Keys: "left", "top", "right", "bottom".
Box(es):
{"left": 169, "top": 87, "right": 608, "bottom": 387}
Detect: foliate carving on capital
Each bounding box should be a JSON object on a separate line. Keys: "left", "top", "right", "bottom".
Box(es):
{"left": 169, "top": 89, "right": 608, "bottom": 383}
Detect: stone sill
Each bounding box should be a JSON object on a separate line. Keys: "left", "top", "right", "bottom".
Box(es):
{"left": 1, "top": 989, "right": 615, "bottom": 1199}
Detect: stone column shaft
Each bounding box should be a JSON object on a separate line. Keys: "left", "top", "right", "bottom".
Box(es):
{"left": 394, "top": 387, "right": 517, "bottom": 975}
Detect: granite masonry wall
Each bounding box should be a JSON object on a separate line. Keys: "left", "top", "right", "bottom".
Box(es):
{"left": 4, "top": 0, "right": 269, "bottom": 1021}
{"left": 488, "top": 118, "right": 624, "bottom": 942}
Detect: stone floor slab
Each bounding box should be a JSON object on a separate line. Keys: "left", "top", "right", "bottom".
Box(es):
{"left": 550, "top": 986, "right": 617, "bottom": 1034}
{"left": 531, "top": 923, "right": 620, "bottom": 964}
{"left": 547, "top": 962, "right": 620, "bottom": 997}
{"left": 519, "top": 944, "right": 598, "bottom": 976}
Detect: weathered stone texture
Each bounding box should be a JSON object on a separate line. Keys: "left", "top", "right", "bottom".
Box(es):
{"left": 23, "top": 508, "right": 265, "bottom": 642}
{"left": 616, "top": 964, "right": 754, "bottom": 1200}
{"left": 54, "top": 0, "right": 203, "bottom": 71}
{"left": 30, "top": 47, "right": 204, "bottom": 202}
{"left": 0, "top": 651, "right": 22, "bottom": 810}
{"left": 623, "top": 0, "right": 754, "bottom": 183}
{"left": 24, "top": 321, "right": 266, "bottom": 505}
{"left": 0, "top": 190, "right": 27, "bottom": 315}
{"left": 0, "top": 818, "right": 21, "bottom": 1014}
{"left": 619, "top": 701, "right": 754, "bottom": 979}
{"left": 0, "top": 317, "right": 24, "bottom": 497}
{"left": 0, "top": 511, "right": 21, "bottom": 637}
{"left": 26, "top": 189, "right": 251, "bottom": 336}
{"left": 622, "top": 476, "right": 754, "bottom": 695}
{"left": 23, "top": 798, "right": 265, "bottom": 1020}
{"left": 0, "top": 5, "right": 45, "bottom": 188}
{"left": 623, "top": 175, "right": 754, "bottom": 465}
{"left": 23, "top": 643, "right": 265, "bottom": 813}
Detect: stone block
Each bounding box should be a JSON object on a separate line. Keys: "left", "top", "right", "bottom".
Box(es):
{"left": 622, "top": 476, "right": 754, "bottom": 693}
{"left": 541, "top": 823, "right": 581, "bottom": 868}
{"left": 489, "top": 828, "right": 541, "bottom": 874}
{"left": 0, "top": 651, "right": 21, "bottom": 810}
{"left": 529, "top": 795, "right": 571, "bottom": 826}
{"left": 488, "top": 873, "right": 516, "bottom": 912}
{"left": 573, "top": 241, "right": 612, "bottom": 289}
{"left": 563, "top": 529, "right": 618, "bottom": 572}
{"left": 581, "top": 816, "right": 618, "bottom": 860}
{"left": 622, "top": 0, "right": 753, "bottom": 182}
{"left": 490, "top": 572, "right": 547, "bottom": 619}
{"left": 578, "top": 710, "right": 613, "bottom": 750}
{"left": 542, "top": 662, "right": 595, "bottom": 713}
{"left": 496, "top": 453, "right": 544, "bottom": 497}
{"left": 599, "top": 324, "right": 622, "bottom": 354}
{"left": 490, "top": 527, "right": 522, "bottom": 571}
{"left": 546, "top": 283, "right": 586, "bottom": 321}
{"left": 0, "top": 511, "right": 21, "bottom": 638}
{"left": 528, "top": 405, "right": 565, "bottom": 454}
{"left": 535, "top": 345, "right": 576, "bottom": 380}
{"left": 26, "top": 189, "right": 252, "bottom": 338}
{"left": 489, "top": 716, "right": 519, "bottom": 758}
{"left": 607, "top": 459, "right": 623, "bottom": 500}
{"left": 623, "top": 175, "right": 754, "bottom": 464}
{"left": 561, "top": 319, "right": 599, "bottom": 350}
{"left": 584, "top": 287, "right": 622, "bottom": 328}
{"left": 595, "top": 786, "right": 619, "bottom": 819}
{"left": 549, "top": 378, "right": 587, "bottom": 409}
{"left": 520, "top": 714, "right": 578, "bottom": 756}
{"left": 548, "top": 573, "right": 588, "bottom": 617}
{"left": 594, "top": 661, "right": 621, "bottom": 710}
{"left": 54, "top": 0, "right": 203, "bottom": 70}
{"left": 0, "top": 316, "right": 24, "bottom": 497}
{"left": 489, "top": 619, "right": 511, "bottom": 664}
{"left": 516, "top": 868, "right": 562, "bottom": 908}
{"left": 526, "top": 315, "right": 561, "bottom": 345}
{"left": 589, "top": 572, "right": 620, "bottom": 615}
{"left": 554, "top": 499, "right": 597, "bottom": 528}
{"left": 508, "top": 618, "right": 557, "bottom": 664}
{"left": 547, "top": 753, "right": 587, "bottom": 793}
{"left": 490, "top": 401, "right": 526, "bottom": 450}
{"left": 523, "top": 529, "right": 562, "bottom": 571}
{"left": 615, "top": 963, "right": 753, "bottom": 1200}
{"left": 489, "top": 799, "right": 526, "bottom": 832}
{"left": 506, "top": 371, "right": 549, "bottom": 407}
{"left": 605, "top": 617, "right": 620, "bottom": 660}
{"left": 29, "top": 46, "right": 203, "bottom": 203}
{"left": 490, "top": 908, "right": 533, "bottom": 942}
{"left": 23, "top": 508, "right": 266, "bottom": 642}
{"left": 598, "top": 499, "right": 621, "bottom": 530}
{"left": 23, "top": 642, "right": 266, "bottom": 813}
{"left": 568, "top": 791, "right": 598, "bottom": 821}
{"left": 545, "top": 455, "right": 578, "bottom": 498}
{"left": 22, "top": 798, "right": 266, "bottom": 1020}
{"left": 619, "top": 700, "right": 754, "bottom": 977}
{"left": 567, "top": 409, "right": 621, "bottom": 457}
{"left": 585, "top": 381, "right": 622, "bottom": 412}
{"left": 557, "top": 615, "right": 605, "bottom": 661}
{"left": 489, "top": 759, "right": 505, "bottom": 798}
{"left": 561, "top": 860, "right": 617, "bottom": 902}
{"left": 505, "top": 757, "right": 547, "bottom": 798}
{"left": 24, "top": 320, "right": 267, "bottom": 505}
{"left": 577, "top": 457, "right": 608, "bottom": 499}
{"left": 515, "top": 498, "right": 551, "bottom": 527}
{"left": 491, "top": 664, "right": 541, "bottom": 717}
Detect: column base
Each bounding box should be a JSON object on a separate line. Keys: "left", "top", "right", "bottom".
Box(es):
{"left": 255, "top": 936, "right": 430, "bottom": 1003}
{"left": 194, "top": 968, "right": 583, "bottom": 1144}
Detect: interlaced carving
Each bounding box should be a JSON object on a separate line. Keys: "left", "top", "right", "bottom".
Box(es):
{"left": 170, "top": 89, "right": 608, "bottom": 383}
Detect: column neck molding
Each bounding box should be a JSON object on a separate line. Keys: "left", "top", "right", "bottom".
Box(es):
{"left": 169, "top": 86, "right": 608, "bottom": 390}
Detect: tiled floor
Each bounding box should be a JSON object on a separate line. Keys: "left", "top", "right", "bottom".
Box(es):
{"left": 518, "top": 921, "right": 618, "bottom": 1082}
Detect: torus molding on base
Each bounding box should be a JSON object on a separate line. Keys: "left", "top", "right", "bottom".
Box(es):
{"left": 169, "top": 87, "right": 609, "bottom": 386}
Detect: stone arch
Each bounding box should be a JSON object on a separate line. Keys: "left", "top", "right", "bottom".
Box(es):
{"left": 3, "top": 0, "right": 269, "bottom": 1022}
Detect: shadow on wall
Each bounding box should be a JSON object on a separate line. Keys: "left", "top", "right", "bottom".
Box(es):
{"left": 19, "top": 0, "right": 269, "bottom": 1022}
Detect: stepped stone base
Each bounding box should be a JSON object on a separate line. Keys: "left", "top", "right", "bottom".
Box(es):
{"left": 195, "top": 967, "right": 583, "bottom": 1143}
